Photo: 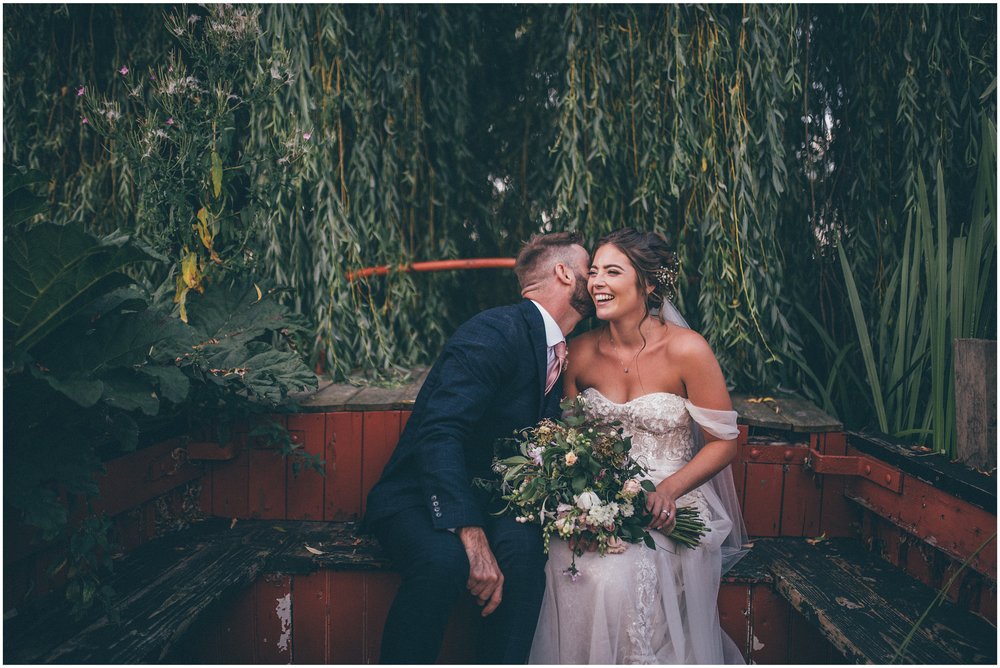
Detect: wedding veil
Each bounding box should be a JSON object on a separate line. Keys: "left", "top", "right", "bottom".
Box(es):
{"left": 654, "top": 297, "right": 751, "bottom": 574}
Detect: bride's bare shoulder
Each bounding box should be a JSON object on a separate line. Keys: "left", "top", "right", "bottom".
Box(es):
{"left": 663, "top": 325, "right": 715, "bottom": 362}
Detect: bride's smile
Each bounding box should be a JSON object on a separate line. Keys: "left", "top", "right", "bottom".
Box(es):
{"left": 588, "top": 245, "right": 653, "bottom": 321}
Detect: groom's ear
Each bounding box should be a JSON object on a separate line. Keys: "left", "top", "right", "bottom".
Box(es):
{"left": 554, "top": 262, "right": 574, "bottom": 285}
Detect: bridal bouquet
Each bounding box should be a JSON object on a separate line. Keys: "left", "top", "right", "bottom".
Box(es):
{"left": 486, "top": 397, "right": 709, "bottom": 578}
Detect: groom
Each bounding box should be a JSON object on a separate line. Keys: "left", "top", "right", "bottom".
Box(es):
{"left": 364, "top": 232, "right": 593, "bottom": 664}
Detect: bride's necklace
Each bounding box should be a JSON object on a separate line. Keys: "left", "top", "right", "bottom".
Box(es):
{"left": 607, "top": 329, "right": 640, "bottom": 374}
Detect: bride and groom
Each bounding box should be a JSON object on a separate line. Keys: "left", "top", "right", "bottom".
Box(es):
{"left": 364, "top": 229, "right": 749, "bottom": 664}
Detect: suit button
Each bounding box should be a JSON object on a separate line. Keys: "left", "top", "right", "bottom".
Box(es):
{"left": 430, "top": 495, "right": 438, "bottom": 501}
{"left": 434, "top": 512, "right": 443, "bottom": 518}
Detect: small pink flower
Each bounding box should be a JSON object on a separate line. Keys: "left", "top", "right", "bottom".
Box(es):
{"left": 302, "top": 132, "right": 312, "bottom": 141}
{"left": 168, "top": 65, "right": 174, "bottom": 73}
{"left": 118, "top": 66, "right": 129, "bottom": 76}
{"left": 166, "top": 117, "right": 175, "bottom": 126}
{"left": 76, "top": 86, "right": 86, "bottom": 97}
{"left": 81, "top": 116, "right": 89, "bottom": 125}
{"left": 149, "top": 73, "right": 157, "bottom": 81}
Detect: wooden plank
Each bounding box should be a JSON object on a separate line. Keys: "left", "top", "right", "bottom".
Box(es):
{"left": 845, "top": 471, "right": 997, "bottom": 580}
{"left": 164, "top": 603, "right": 222, "bottom": 663}
{"left": 325, "top": 412, "right": 365, "bottom": 521}
{"left": 360, "top": 412, "right": 403, "bottom": 517}
{"left": 291, "top": 572, "right": 329, "bottom": 664}
{"left": 142, "top": 502, "right": 157, "bottom": 542}
{"left": 286, "top": 414, "right": 326, "bottom": 521}
{"left": 269, "top": 521, "right": 391, "bottom": 573}
{"left": 198, "top": 466, "right": 214, "bottom": 515}
{"left": 93, "top": 439, "right": 203, "bottom": 518}
{"left": 847, "top": 431, "right": 995, "bottom": 511}
{"left": 364, "top": 572, "right": 401, "bottom": 664}
{"left": 732, "top": 395, "right": 794, "bottom": 431}
{"left": 786, "top": 605, "right": 839, "bottom": 664}
{"left": 219, "top": 581, "right": 257, "bottom": 665}
{"left": 347, "top": 385, "right": 417, "bottom": 412}
{"left": 816, "top": 434, "right": 855, "bottom": 537}
{"left": 249, "top": 446, "right": 288, "bottom": 520}
{"left": 979, "top": 581, "right": 996, "bottom": 626}
{"left": 901, "top": 536, "right": 936, "bottom": 588}
{"left": 743, "top": 463, "right": 783, "bottom": 536}
{"left": 299, "top": 382, "right": 364, "bottom": 412}
{"left": 717, "top": 583, "right": 750, "bottom": 661}
{"left": 326, "top": 571, "right": 368, "bottom": 664}
{"left": 255, "top": 575, "right": 293, "bottom": 663}
{"left": 752, "top": 537, "right": 997, "bottom": 664}
{"left": 780, "top": 463, "right": 822, "bottom": 537}
{"left": 874, "top": 518, "right": 904, "bottom": 569}
{"left": 768, "top": 396, "right": 843, "bottom": 432}
{"left": 748, "top": 583, "right": 790, "bottom": 664}
{"left": 211, "top": 445, "right": 250, "bottom": 520}
{"left": 953, "top": 338, "right": 997, "bottom": 470}
{"left": 5, "top": 520, "right": 300, "bottom": 664}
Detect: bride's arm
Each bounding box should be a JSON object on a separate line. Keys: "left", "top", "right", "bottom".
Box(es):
{"left": 645, "top": 331, "right": 737, "bottom": 532}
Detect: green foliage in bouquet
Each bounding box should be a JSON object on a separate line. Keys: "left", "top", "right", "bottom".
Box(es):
{"left": 486, "top": 397, "right": 709, "bottom": 578}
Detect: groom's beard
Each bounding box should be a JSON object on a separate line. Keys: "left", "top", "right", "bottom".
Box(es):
{"left": 571, "top": 273, "right": 596, "bottom": 319}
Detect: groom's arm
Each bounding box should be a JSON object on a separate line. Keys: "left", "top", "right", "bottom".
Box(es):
{"left": 413, "top": 318, "right": 519, "bottom": 617}
{"left": 415, "top": 317, "right": 517, "bottom": 530}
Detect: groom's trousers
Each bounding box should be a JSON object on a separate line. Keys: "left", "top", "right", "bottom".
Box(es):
{"left": 372, "top": 505, "right": 546, "bottom": 664}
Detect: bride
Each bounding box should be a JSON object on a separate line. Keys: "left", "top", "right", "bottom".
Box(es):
{"left": 529, "top": 227, "right": 749, "bottom": 664}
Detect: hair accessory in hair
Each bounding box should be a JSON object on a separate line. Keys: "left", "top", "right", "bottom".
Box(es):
{"left": 652, "top": 252, "right": 679, "bottom": 301}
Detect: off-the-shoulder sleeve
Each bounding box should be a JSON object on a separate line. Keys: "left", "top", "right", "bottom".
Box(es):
{"left": 685, "top": 402, "right": 739, "bottom": 440}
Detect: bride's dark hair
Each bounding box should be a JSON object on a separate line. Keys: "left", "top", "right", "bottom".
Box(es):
{"left": 596, "top": 227, "right": 678, "bottom": 323}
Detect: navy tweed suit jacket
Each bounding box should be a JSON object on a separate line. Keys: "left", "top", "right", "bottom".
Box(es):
{"left": 365, "top": 300, "right": 563, "bottom": 530}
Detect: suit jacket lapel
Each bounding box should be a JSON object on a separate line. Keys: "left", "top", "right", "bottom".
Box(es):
{"left": 520, "top": 300, "right": 550, "bottom": 415}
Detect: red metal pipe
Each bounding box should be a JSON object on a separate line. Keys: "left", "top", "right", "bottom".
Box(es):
{"left": 347, "top": 258, "right": 515, "bottom": 282}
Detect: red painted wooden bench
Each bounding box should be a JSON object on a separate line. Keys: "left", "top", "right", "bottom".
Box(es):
{"left": 3, "top": 372, "right": 996, "bottom": 664}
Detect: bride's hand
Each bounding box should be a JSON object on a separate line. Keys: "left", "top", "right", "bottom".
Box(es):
{"left": 645, "top": 490, "right": 677, "bottom": 533}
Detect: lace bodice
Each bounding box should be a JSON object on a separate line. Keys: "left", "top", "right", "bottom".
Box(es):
{"left": 579, "top": 388, "right": 695, "bottom": 469}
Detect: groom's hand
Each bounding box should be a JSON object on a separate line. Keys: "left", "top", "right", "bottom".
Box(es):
{"left": 458, "top": 526, "right": 504, "bottom": 616}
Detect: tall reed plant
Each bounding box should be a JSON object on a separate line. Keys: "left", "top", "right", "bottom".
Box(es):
{"left": 834, "top": 115, "right": 996, "bottom": 456}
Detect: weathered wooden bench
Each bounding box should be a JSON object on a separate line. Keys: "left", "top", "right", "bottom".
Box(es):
{"left": 751, "top": 537, "right": 995, "bottom": 664}
{"left": 5, "top": 374, "right": 995, "bottom": 664}
{"left": 3, "top": 519, "right": 303, "bottom": 664}
{"left": 7, "top": 517, "right": 994, "bottom": 664}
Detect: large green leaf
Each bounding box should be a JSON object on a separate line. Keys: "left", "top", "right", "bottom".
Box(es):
{"left": 4, "top": 224, "right": 155, "bottom": 351}
{"left": 240, "top": 348, "right": 319, "bottom": 402}
{"left": 184, "top": 279, "right": 289, "bottom": 344}
{"left": 3, "top": 164, "right": 47, "bottom": 227}
{"left": 99, "top": 369, "right": 161, "bottom": 416}
{"left": 137, "top": 364, "right": 190, "bottom": 404}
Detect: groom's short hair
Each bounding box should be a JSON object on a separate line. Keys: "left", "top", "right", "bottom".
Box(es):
{"left": 514, "top": 232, "right": 585, "bottom": 289}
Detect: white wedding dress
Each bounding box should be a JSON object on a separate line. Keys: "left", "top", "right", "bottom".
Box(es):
{"left": 529, "top": 388, "right": 747, "bottom": 664}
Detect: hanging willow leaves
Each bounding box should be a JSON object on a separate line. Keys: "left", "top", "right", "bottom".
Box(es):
{"left": 3, "top": 4, "right": 996, "bottom": 452}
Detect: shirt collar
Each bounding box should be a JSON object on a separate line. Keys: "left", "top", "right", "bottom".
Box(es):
{"left": 529, "top": 300, "right": 565, "bottom": 348}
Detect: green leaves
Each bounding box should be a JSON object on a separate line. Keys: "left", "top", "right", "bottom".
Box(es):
{"left": 834, "top": 114, "right": 997, "bottom": 455}
{"left": 4, "top": 223, "right": 155, "bottom": 352}
{"left": 3, "top": 165, "right": 47, "bottom": 228}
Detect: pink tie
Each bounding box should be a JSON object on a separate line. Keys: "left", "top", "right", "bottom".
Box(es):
{"left": 544, "top": 341, "right": 567, "bottom": 395}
